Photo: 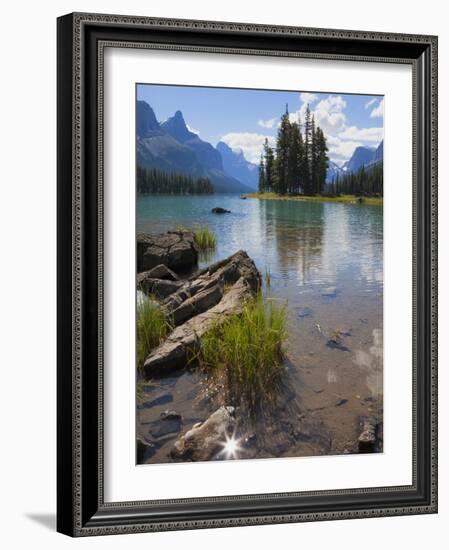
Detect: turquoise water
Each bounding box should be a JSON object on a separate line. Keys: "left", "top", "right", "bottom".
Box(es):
{"left": 137, "top": 193, "right": 383, "bottom": 303}
{"left": 137, "top": 194, "right": 384, "bottom": 462}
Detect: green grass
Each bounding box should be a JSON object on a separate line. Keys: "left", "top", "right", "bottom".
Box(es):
{"left": 264, "top": 267, "right": 272, "bottom": 289}
{"left": 194, "top": 294, "right": 287, "bottom": 409}
{"left": 136, "top": 296, "right": 171, "bottom": 369}
{"left": 243, "top": 192, "right": 383, "bottom": 206}
{"left": 193, "top": 226, "right": 217, "bottom": 250}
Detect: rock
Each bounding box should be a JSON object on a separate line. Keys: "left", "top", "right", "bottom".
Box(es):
{"left": 168, "top": 239, "right": 198, "bottom": 270}
{"left": 161, "top": 409, "right": 182, "bottom": 420}
{"left": 141, "top": 246, "right": 168, "bottom": 272}
{"left": 171, "top": 406, "right": 236, "bottom": 461}
{"left": 138, "top": 393, "right": 173, "bottom": 410}
{"left": 144, "top": 279, "right": 253, "bottom": 376}
{"left": 137, "top": 274, "right": 182, "bottom": 299}
{"left": 211, "top": 207, "right": 231, "bottom": 214}
{"left": 136, "top": 437, "right": 156, "bottom": 462}
{"left": 149, "top": 410, "right": 183, "bottom": 439}
{"left": 145, "top": 264, "right": 179, "bottom": 281}
{"left": 296, "top": 306, "right": 313, "bottom": 319}
{"left": 242, "top": 433, "right": 257, "bottom": 448}
{"left": 137, "top": 231, "right": 198, "bottom": 273}
{"left": 171, "top": 283, "right": 224, "bottom": 326}
{"left": 143, "top": 251, "right": 261, "bottom": 377}
{"left": 358, "top": 417, "right": 379, "bottom": 452}
{"left": 335, "top": 398, "right": 348, "bottom": 407}
{"left": 240, "top": 196, "right": 247, "bottom": 200}
{"left": 327, "top": 331, "right": 351, "bottom": 352}
{"left": 321, "top": 286, "right": 337, "bottom": 297}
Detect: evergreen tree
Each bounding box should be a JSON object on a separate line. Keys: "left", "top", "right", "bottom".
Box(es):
{"left": 275, "top": 105, "right": 291, "bottom": 195}
{"left": 303, "top": 105, "right": 312, "bottom": 194}
{"left": 288, "top": 122, "right": 300, "bottom": 194}
{"left": 258, "top": 154, "right": 266, "bottom": 193}
{"left": 310, "top": 115, "right": 318, "bottom": 194}
{"left": 264, "top": 138, "right": 276, "bottom": 192}
{"left": 297, "top": 115, "right": 307, "bottom": 193}
{"left": 315, "top": 127, "right": 329, "bottom": 194}
{"left": 137, "top": 167, "right": 214, "bottom": 195}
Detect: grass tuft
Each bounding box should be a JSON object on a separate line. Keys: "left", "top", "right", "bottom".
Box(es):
{"left": 193, "top": 226, "right": 217, "bottom": 250}
{"left": 136, "top": 295, "right": 171, "bottom": 369}
{"left": 195, "top": 294, "right": 287, "bottom": 409}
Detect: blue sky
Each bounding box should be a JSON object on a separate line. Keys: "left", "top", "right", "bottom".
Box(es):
{"left": 137, "top": 84, "right": 384, "bottom": 166}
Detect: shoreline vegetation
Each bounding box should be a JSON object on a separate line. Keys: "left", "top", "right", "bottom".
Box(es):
{"left": 243, "top": 192, "right": 383, "bottom": 206}
{"left": 136, "top": 229, "right": 286, "bottom": 408}
{"left": 194, "top": 294, "right": 287, "bottom": 411}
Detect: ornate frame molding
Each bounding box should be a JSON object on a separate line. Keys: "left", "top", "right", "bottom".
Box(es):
{"left": 57, "top": 12, "right": 437, "bottom": 537}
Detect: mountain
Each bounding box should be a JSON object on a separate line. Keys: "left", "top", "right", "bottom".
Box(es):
{"left": 341, "top": 140, "right": 384, "bottom": 174}
{"left": 216, "top": 141, "right": 259, "bottom": 190}
{"left": 137, "top": 102, "right": 251, "bottom": 193}
{"left": 342, "top": 146, "right": 376, "bottom": 173}
{"left": 372, "top": 140, "right": 383, "bottom": 163}
{"left": 162, "top": 111, "right": 224, "bottom": 172}
{"left": 326, "top": 160, "right": 344, "bottom": 183}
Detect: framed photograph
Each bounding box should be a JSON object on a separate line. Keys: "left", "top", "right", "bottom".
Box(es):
{"left": 57, "top": 12, "right": 438, "bottom": 536}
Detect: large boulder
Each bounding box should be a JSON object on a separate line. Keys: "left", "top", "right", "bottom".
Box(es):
{"left": 144, "top": 250, "right": 261, "bottom": 377}
{"left": 171, "top": 406, "right": 236, "bottom": 461}
{"left": 145, "top": 264, "right": 179, "bottom": 281}
{"left": 144, "top": 277, "right": 253, "bottom": 376}
{"left": 137, "top": 273, "right": 182, "bottom": 299}
{"left": 137, "top": 231, "right": 199, "bottom": 273}
{"left": 143, "top": 251, "right": 261, "bottom": 377}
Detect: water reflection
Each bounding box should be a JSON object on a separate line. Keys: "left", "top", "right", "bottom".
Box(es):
{"left": 353, "top": 328, "right": 383, "bottom": 398}
{"left": 137, "top": 194, "right": 384, "bottom": 434}
{"left": 259, "top": 200, "right": 324, "bottom": 285}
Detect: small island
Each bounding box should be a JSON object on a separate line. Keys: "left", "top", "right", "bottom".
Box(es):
{"left": 249, "top": 105, "right": 383, "bottom": 205}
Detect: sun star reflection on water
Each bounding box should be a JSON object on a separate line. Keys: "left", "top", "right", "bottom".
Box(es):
{"left": 221, "top": 434, "right": 242, "bottom": 460}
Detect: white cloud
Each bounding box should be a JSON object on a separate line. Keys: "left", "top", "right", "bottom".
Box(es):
{"left": 219, "top": 132, "right": 275, "bottom": 163}
{"left": 300, "top": 92, "right": 318, "bottom": 105}
{"left": 338, "top": 125, "right": 383, "bottom": 142}
{"left": 253, "top": 93, "right": 383, "bottom": 166}
{"left": 326, "top": 135, "right": 364, "bottom": 165}
{"left": 370, "top": 98, "right": 384, "bottom": 118}
{"left": 186, "top": 124, "right": 200, "bottom": 135}
{"left": 257, "top": 117, "right": 278, "bottom": 129}
{"left": 289, "top": 95, "right": 347, "bottom": 135}
{"left": 314, "top": 95, "right": 347, "bottom": 135}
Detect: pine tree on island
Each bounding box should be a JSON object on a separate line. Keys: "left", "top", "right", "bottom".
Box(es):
{"left": 258, "top": 103, "right": 329, "bottom": 196}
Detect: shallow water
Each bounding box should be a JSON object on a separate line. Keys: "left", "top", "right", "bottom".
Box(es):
{"left": 136, "top": 194, "right": 383, "bottom": 463}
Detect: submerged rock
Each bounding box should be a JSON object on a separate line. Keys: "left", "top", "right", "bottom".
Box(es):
{"left": 137, "top": 231, "right": 199, "bottom": 273}
{"left": 296, "top": 306, "right": 313, "bottom": 319}
{"left": 149, "top": 410, "right": 183, "bottom": 439}
{"left": 335, "top": 398, "right": 348, "bottom": 407}
{"left": 171, "top": 406, "right": 236, "bottom": 461}
{"left": 321, "top": 286, "right": 337, "bottom": 298}
{"left": 211, "top": 207, "right": 231, "bottom": 214}
{"left": 143, "top": 250, "right": 261, "bottom": 377}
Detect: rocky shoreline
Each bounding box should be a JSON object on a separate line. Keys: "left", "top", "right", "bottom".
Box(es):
{"left": 136, "top": 230, "right": 383, "bottom": 463}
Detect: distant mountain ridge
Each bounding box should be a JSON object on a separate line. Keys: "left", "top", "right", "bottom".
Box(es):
{"left": 326, "top": 140, "right": 383, "bottom": 184}
{"left": 137, "top": 101, "right": 252, "bottom": 193}
{"left": 216, "top": 141, "right": 259, "bottom": 190}
{"left": 342, "top": 141, "right": 383, "bottom": 173}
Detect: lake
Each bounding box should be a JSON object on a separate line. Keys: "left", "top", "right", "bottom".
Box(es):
{"left": 137, "top": 194, "right": 383, "bottom": 462}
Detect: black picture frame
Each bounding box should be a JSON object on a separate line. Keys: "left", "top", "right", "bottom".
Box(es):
{"left": 57, "top": 12, "right": 438, "bottom": 537}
